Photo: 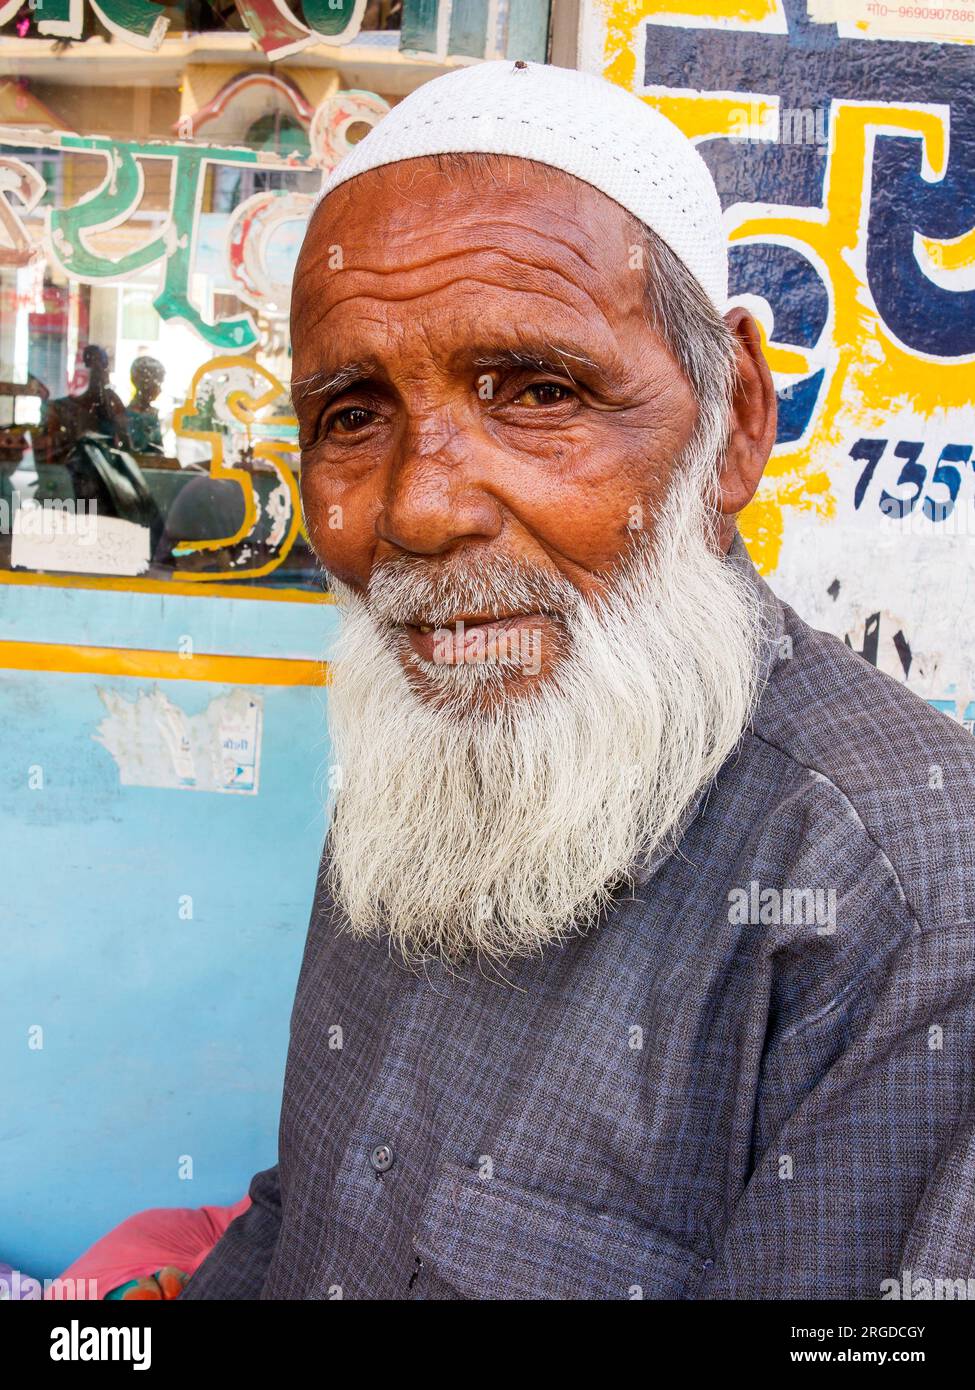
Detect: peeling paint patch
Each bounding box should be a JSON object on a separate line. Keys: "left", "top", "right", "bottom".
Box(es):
{"left": 93, "top": 688, "right": 262, "bottom": 793}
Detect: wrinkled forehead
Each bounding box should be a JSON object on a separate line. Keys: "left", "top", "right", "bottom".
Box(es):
{"left": 303, "top": 155, "right": 647, "bottom": 282}
{"left": 291, "top": 156, "right": 646, "bottom": 373}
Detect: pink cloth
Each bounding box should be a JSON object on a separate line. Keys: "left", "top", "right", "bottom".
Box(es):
{"left": 47, "top": 1196, "right": 251, "bottom": 1299}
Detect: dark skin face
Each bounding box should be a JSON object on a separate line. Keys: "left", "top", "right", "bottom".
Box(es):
{"left": 291, "top": 156, "right": 776, "bottom": 694}
{"left": 131, "top": 366, "right": 163, "bottom": 410}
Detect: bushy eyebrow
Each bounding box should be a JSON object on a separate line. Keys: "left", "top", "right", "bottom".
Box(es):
{"left": 291, "top": 342, "right": 605, "bottom": 409}
{"left": 470, "top": 345, "right": 600, "bottom": 384}
{"left": 291, "top": 361, "right": 378, "bottom": 406}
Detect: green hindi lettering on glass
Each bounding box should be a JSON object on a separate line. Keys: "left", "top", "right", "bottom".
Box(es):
{"left": 33, "top": 0, "right": 169, "bottom": 47}
{"left": 48, "top": 136, "right": 265, "bottom": 352}
{"left": 301, "top": 0, "right": 367, "bottom": 42}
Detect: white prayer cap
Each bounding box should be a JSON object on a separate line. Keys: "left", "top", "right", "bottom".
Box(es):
{"left": 316, "top": 59, "right": 728, "bottom": 313}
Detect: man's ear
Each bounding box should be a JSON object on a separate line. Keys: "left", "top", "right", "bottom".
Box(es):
{"left": 716, "top": 308, "right": 777, "bottom": 545}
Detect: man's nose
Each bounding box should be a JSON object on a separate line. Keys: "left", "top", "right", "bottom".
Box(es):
{"left": 375, "top": 409, "right": 503, "bottom": 557}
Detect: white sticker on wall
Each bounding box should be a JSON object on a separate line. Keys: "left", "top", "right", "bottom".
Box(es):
{"left": 809, "top": 0, "right": 975, "bottom": 43}
{"left": 94, "top": 687, "right": 263, "bottom": 794}
{"left": 11, "top": 505, "right": 150, "bottom": 576}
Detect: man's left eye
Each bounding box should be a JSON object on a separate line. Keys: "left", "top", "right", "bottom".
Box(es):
{"left": 513, "top": 382, "right": 575, "bottom": 407}
{"left": 329, "top": 407, "right": 376, "bottom": 435}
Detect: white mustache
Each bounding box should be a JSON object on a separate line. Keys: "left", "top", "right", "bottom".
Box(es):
{"left": 361, "top": 552, "right": 581, "bottom": 631}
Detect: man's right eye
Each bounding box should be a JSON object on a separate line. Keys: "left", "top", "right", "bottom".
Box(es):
{"left": 329, "top": 407, "right": 376, "bottom": 436}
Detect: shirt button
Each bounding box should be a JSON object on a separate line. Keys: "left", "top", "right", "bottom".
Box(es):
{"left": 370, "top": 1142, "right": 395, "bottom": 1173}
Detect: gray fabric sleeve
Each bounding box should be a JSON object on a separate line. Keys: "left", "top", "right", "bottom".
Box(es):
{"left": 178, "top": 1165, "right": 282, "bottom": 1301}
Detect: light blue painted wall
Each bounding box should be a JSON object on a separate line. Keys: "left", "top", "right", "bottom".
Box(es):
{"left": 0, "top": 582, "right": 338, "bottom": 1280}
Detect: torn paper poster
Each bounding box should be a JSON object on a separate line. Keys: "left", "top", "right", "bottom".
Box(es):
{"left": 94, "top": 687, "right": 263, "bottom": 794}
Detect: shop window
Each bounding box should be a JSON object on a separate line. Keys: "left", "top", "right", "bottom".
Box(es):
{"left": 121, "top": 289, "right": 160, "bottom": 344}
{"left": 0, "top": 1, "right": 551, "bottom": 590}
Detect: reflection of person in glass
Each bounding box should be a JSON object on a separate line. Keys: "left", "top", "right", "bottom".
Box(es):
{"left": 36, "top": 344, "right": 131, "bottom": 469}
{"left": 126, "top": 356, "right": 165, "bottom": 455}
{"left": 34, "top": 343, "right": 160, "bottom": 541}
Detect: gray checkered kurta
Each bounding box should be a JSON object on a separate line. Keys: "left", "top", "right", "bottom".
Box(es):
{"left": 181, "top": 534, "right": 975, "bottom": 1300}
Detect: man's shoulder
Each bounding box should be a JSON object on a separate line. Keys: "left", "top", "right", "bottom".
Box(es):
{"left": 747, "top": 592, "right": 975, "bottom": 933}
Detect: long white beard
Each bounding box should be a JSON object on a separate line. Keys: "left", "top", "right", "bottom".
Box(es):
{"left": 323, "top": 443, "right": 768, "bottom": 966}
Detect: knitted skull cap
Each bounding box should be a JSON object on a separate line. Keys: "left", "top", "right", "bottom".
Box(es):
{"left": 316, "top": 59, "right": 728, "bottom": 312}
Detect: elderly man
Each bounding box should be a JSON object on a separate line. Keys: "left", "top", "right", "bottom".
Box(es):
{"left": 183, "top": 62, "right": 975, "bottom": 1301}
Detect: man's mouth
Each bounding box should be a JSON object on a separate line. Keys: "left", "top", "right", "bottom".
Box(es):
{"left": 402, "top": 612, "right": 550, "bottom": 666}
